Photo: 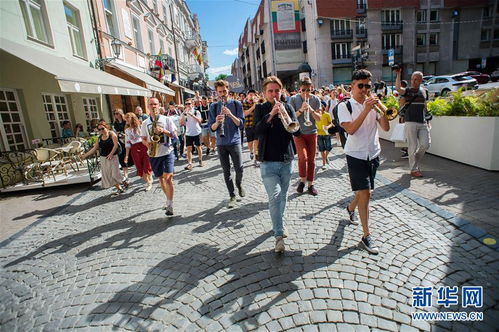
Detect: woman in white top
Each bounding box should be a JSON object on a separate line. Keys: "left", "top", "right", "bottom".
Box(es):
{"left": 124, "top": 112, "right": 153, "bottom": 191}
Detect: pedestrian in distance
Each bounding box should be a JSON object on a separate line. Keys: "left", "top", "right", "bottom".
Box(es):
{"left": 288, "top": 77, "right": 322, "bottom": 196}
{"left": 208, "top": 80, "right": 246, "bottom": 209}
{"left": 141, "top": 98, "right": 177, "bottom": 216}
{"left": 253, "top": 76, "right": 298, "bottom": 253}
{"left": 81, "top": 121, "right": 125, "bottom": 197}
{"left": 316, "top": 104, "right": 333, "bottom": 170}
{"left": 242, "top": 89, "right": 259, "bottom": 166}
{"left": 337, "top": 69, "right": 390, "bottom": 254}
{"left": 112, "top": 109, "right": 133, "bottom": 187}
{"left": 124, "top": 112, "right": 153, "bottom": 191}
{"left": 180, "top": 99, "right": 204, "bottom": 170}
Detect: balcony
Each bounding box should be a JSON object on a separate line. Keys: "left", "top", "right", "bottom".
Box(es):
{"left": 355, "top": 28, "right": 367, "bottom": 39}
{"left": 356, "top": 3, "right": 367, "bottom": 15}
{"left": 331, "top": 29, "right": 353, "bottom": 40}
{"left": 381, "top": 21, "right": 403, "bottom": 31}
{"left": 185, "top": 33, "right": 199, "bottom": 49}
{"left": 332, "top": 55, "right": 352, "bottom": 65}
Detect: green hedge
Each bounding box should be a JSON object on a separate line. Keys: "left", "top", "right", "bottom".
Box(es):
{"left": 427, "top": 88, "right": 499, "bottom": 117}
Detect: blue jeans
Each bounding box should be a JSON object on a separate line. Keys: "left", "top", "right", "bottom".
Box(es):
{"left": 260, "top": 161, "right": 294, "bottom": 237}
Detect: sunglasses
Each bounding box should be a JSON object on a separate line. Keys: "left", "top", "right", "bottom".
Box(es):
{"left": 97, "top": 127, "right": 105, "bottom": 131}
{"left": 301, "top": 88, "right": 312, "bottom": 92}
{"left": 185, "top": 103, "right": 192, "bottom": 105}
{"left": 357, "top": 83, "right": 372, "bottom": 89}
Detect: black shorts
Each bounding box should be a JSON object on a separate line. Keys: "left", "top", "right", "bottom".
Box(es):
{"left": 346, "top": 155, "right": 380, "bottom": 191}
{"left": 245, "top": 127, "right": 257, "bottom": 142}
{"left": 186, "top": 135, "right": 201, "bottom": 147}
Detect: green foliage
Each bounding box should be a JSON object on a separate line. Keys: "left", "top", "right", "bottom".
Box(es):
{"left": 86, "top": 135, "right": 98, "bottom": 148}
{"left": 215, "top": 74, "right": 228, "bottom": 81}
{"left": 428, "top": 88, "right": 499, "bottom": 117}
{"left": 382, "top": 95, "right": 399, "bottom": 110}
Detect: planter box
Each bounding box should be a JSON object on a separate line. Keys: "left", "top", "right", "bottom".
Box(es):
{"left": 379, "top": 116, "right": 499, "bottom": 171}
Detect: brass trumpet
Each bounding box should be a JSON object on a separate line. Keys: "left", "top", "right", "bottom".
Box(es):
{"left": 275, "top": 98, "right": 299, "bottom": 133}
{"left": 372, "top": 98, "right": 399, "bottom": 120}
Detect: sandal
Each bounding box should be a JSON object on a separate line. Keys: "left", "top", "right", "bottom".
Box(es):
{"left": 199, "top": 161, "right": 204, "bottom": 167}
{"left": 184, "top": 164, "right": 193, "bottom": 170}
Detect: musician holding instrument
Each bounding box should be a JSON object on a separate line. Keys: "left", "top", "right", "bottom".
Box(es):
{"left": 337, "top": 69, "right": 390, "bottom": 255}
{"left": 253, "top": 76, "right": 298, "bottom": 253}
{"left": 208, "top": 80, "right": 246, "bottom": 209}
{"left": 288, "top": 77, "right": 322, "bottom": 196}
{"left": 140, "top": 97, "right": 177, "bottom": 216}
{"left": 180, "top": 99, "right": 203, "bottom": 170}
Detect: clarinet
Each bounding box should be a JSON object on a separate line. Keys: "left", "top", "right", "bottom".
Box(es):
{"left": 218, "top": 100, "right": 226, "bottom": 137}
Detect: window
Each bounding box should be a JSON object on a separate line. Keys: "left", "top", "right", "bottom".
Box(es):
{"left": 332, "top": 43, "right": 351, "bottom": 59}
{"left": 103, "top": 0, "right": 118, "bottom": 37}
{"left": 132, "top": 15, "right": 143, "bottom": 51}
{"left": 483, "top": 7, "right": 491, "bottom": 18}
{"left": 494, "top": 29, "right": 499, "bottom": 40}
{"left": 83, "top": 98, "right": 99, "bottom": 132}
{"left": 152, "top": 0, "right": 158, "bottom": 13}
{"left": 42, "top": 94, "right": 69, "bottom": 139}
{"left": 331, "top": 19, "right": 351, "bottom": 34}
{"left": 261, "top": 41, "right": 265, "bottom": 54}
{"left": 382, "top": 34, "right": 401, "bottom": 49}
{"left": 0, "top": 89, "right": 28, "bottom": 151}
{"left": 429, "top": 32, "right": 439, "bottom": 45}
{"left": 430, "top": 9, "right": 439, "bottom": 22}
{"left": 18, "top": 0, "right": 51, "bottom": 44}
{"left": 159, "top": 39, "right": 165, "bottom": 53}
{"left": 301, "top": 18, "right": 306, "bottom": 32}
{"left": 357, "top": 0, "right": 366, "bottom": 9}
{"left": 417, "top": 10, "right": 427, "bottom": 23}
{"left": 302, "top": 40, "right": 307, "bottom": 54}
{"left": 381, "top": 9, "right": 400, "bottom": 23}
{"left": 64, "top": 3, "right": 85, "bottom": 58}
{"left": 263, "top": 61, "right": 267, "bottom": 77}
{"left": 416, "top": 33, "right": 426, "bottom": 46}
{"left": 162, "top": 5, "right": 169, "bottom": 25}
{"left": 481, "top": 29, "right": 490, "bottom": 41}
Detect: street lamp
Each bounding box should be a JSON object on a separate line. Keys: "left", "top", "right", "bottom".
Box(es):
{"left": 95, "top": 37, "right": 122, "bottom": 68}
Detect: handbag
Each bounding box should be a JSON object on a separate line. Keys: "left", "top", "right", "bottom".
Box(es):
{"left": 390, "top": 123, "right": 406, "bottom": 142}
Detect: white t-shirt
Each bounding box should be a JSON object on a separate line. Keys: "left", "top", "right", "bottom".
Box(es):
{"left": 124, "top": 127, "right": 142, "bottom": 148}
{"left": 140, "top": 114, "right": 176, "bottom": 157}
{"left": 183, "top": 109, "right": 202, "bottom": 136}
{"left": 328, "top": 99, "right": 339, "bottom": 119}
{"left": 337, "top": 97, "right": 381, "bottom": 160}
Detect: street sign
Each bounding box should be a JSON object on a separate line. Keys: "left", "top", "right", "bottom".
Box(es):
{"left": 388, "top": 49, "right": 395, "bottom": 66}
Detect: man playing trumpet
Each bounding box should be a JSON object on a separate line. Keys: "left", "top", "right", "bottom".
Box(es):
{"left": 253, "top": 76, "right": 298, "bottom": 253}
{"left": 337, "top": 69, "right": 390, "bottom": 254}
{"left": 288, "top": 77, "right": 322, "bottom": 195}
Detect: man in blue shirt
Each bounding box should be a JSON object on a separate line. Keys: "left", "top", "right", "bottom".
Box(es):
{"left": 208, "top": 80, "right": 246, "bottom": 208}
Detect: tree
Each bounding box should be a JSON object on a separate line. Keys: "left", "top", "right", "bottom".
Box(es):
{"left": 215, "top": 74, "right": 228, "bottom": 81}
{"left": 205, "top": 73, "right": 209, "bottom": 81}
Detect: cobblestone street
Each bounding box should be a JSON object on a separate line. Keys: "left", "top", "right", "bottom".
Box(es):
{"left": 1, "top": 145, "right": 498, "bottom": 331}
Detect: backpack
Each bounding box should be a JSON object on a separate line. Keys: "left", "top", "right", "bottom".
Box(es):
{"left": 332, "top": 98, "right": 352, "bottom": 148}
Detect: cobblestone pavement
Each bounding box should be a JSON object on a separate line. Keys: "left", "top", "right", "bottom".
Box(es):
{"left": 1, "top": 145, "right": 498, "bottom": 331}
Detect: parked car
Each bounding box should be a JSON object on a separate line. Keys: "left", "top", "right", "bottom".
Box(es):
{"left": 491, "top": 69, "right": 499, "bottom": 82}
{"left": 423, "top": 75, "right": 434, "bottom": 83}
{"left": 457, "top": 71, "right": 490, "bottom": 84}
{"left": 423, "top": 75, "right": 478, "bottom": 96}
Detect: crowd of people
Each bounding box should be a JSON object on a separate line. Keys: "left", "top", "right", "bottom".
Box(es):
{"left": 80, "top": 68, "right": 431, "bottom": 255}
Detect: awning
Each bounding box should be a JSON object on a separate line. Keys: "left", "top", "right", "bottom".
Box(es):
{"left": 108, "top": 63, "right": 175, "bottom": 96}
{"left": 169, "top": 82, "right": 195, "bottom": 95}
{"left": 0, "top": 38, "right": 151, "bottom": 97}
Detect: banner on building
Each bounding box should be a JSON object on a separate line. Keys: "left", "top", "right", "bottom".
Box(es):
{"left": 271, "top": 0, "right": 301, "bottom": 50}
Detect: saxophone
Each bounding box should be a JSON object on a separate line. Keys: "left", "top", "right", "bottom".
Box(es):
{"left": 148, "top": 116, "right": 161, "bottom": 157}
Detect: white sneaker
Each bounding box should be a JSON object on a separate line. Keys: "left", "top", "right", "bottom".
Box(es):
{"left": 275, "top": 236, "right": 285, "bottom": 253}
{"left": 321, "top": 165, "right": 327, "bottom": 170}
{"left": 283, "top": 226, "right": 289, "bottom": 238}
{"left": 145, "top": 182, "right": 152, "bottom": 192}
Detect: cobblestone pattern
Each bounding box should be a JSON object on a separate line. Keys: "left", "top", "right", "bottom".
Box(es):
{"left": 1, "top": 149, "right": 498, "bottom": 331}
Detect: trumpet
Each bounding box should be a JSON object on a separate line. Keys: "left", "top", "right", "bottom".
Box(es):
{"left": 275, "top": 98, "right": 299, "bottom": 133}
{"left": 303, "top": 97, "right": 312, "bottom": 127}
{"left": 372, "top": 95, "right": 399, "bottom": 121}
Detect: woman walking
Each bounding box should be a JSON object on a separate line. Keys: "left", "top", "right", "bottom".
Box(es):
{"left": 81, "top": 121, "right": 125, "bottom": 196}
{"left": 124, "top": 112, "right": 153, "bottom": 191}
{"left": 112, "top": 109, "right": 134, "bottom": 184}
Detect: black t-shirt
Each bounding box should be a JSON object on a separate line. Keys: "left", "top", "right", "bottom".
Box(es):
{"left": 403, "top": 87, "right": 428, "bottom": 123}
{"left": 196, "top": 104, "right": 210, "bottom": 123}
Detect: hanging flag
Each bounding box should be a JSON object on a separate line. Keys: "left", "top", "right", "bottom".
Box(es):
{"left": 154, "top": 48, "right": 162, "bottom": 70}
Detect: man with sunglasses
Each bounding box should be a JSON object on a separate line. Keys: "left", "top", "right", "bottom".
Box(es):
{"left": 337, "top": 70, "right": 390, "bottom": 254}
{"left": 141, "top": 97, "right": 177, "bottom": 216}
{"left": 288, "top": 77, "right": 322, "bottom": 195}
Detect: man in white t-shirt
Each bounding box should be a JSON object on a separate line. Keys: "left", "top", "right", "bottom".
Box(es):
{"left": 337, "top": 69, "right": 390, "bottom": 254}
{"left": 141, "top": 98, "right": 177, "bottom": 216}
{"left": 180, "top": 99, "right": 203, "bottom": 170}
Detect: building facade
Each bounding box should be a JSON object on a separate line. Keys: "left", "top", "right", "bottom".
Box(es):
{"left": 234, "top": 0, "right": 499, "bottom": 90}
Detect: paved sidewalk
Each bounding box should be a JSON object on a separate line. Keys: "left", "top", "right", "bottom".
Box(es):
{"left": 0, "top": 145, "right": 498, "bottom": 331}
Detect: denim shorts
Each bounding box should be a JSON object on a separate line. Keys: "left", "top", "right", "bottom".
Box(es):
{"left": 317, "top": 135, "right": 332, "bottom": 152}
{"left": 150, "top": 153, "right": 174, "bottom": 177}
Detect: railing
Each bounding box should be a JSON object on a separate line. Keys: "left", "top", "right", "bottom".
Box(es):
{"left": 381, "top": 21, "right": 403, "bottom": 31}
{"left": 331, "top": 29, "right": 353, "bottom": 40}
{"left": 356, "top": 3, "right": 367, "bottom": 14}
{"left": 356, "top": 28, "right": 368, "bottom": 38}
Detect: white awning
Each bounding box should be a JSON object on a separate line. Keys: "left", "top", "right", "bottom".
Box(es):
{"left": 169, "top": 82, "right": 195, "bottom": 95}
{"left": 0, "top": 38, "right": 151, "bottom": 97}
{"left": 108, "top": 63, "right": 175, "bottom": 96}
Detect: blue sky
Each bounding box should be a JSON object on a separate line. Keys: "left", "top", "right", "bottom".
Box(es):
{"left": 186, "top": 0, "right": 261, "bottom": 79}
